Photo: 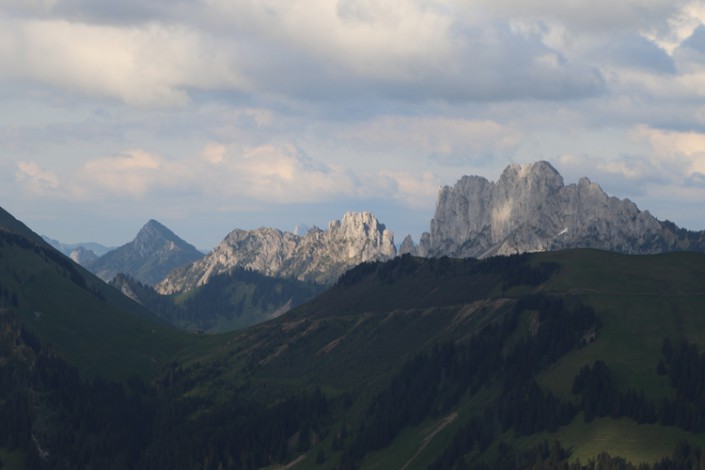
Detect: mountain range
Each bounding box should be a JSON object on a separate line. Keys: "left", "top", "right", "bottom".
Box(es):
{"left": 2, "top": 200, "right": 705, "bottom": 468}
{"left": 155, "top": 211, "right": 396, "bottom": 294}
{"left": 67, "top": 161, "right": 705, "bottom": 298}
{"left": 38, "top": 161, "right": 705, "bottom": 335}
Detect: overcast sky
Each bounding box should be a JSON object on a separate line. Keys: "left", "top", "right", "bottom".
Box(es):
{"left": 2, "top": 0, "right": 705, "bottom": 249}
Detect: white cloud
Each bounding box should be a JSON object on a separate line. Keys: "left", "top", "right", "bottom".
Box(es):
{"left": 15, "top": 161, "right": 60, "bottom": 193}
{"left": 633, "top": 125, "right": 705, "bottom": 175}
{"left": 0, "top": 18, "right": 248, "bottom": 107}
{"left": 229, "top": 144, "right": 365, "bottom": 203}
{"left": 0, "top": 0, "right": 610, "bottom": 107}
{"left": 53, "top": 141, "right": 443, "bottom": 210}
{"left": 81, "top": 150, "right": 174, "bottom": 197}
{"left": 201, "top": 143, "right": 226, "bottom": 164}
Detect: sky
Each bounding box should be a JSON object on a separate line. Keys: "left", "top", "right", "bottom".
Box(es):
{"left": 1, "top": 0, "right": 705, "bottom": 250}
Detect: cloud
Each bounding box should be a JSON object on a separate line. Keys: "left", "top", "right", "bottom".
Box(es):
{"left": 58, "top": 141, "right": 442, "bottom": 210}
{"left": 379, "top": 170, "right": 440, "bottom": 209}
{"left": 673, "top": 24, "right": 705, "bottom": 70}
{"left": 229, "top": 144, "right": 366, "bottom": 203}
{"left": 336, "top": 116, "right": 522, "bottom": 165}
{"left": 0, "top": 17, "right": 248, "bottom": 107}
{"left": 552, "top": 125, "right": 705, "bottom": 215}
{"left": 634, "top": 126, "right": 705, "bottom": 175}
{"left": 600, "top": 33, "right": 676, "bottom": 74}
{"left": 15, "top": 161, "right": 60, "bottom": 193}
{"left": 0, "top": 0, "right": 609, "bottom": 107}
{"left": 3, "top": 0, "right": 705, "bottom": 241}
{"left": 201, "top": 143, "right": 226, "bottom": 164}
{"left": 471, "top": 0, "right": 690, "bottom": 32}
{"left": 556, "top": 153, "right": 663, "bottom": 186}
{"left": 0, "top": 0, "right": 56, "bottom": 16}
{"left": 81, "top": 150, "right": 176, "bottom": 197}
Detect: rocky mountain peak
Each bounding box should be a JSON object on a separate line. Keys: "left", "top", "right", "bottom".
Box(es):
{"left": 406, "top": 161, "right": 705, "bottom": 259}
{"left": 133, "top": 219, "right": 180, "bottom": 255}
{"left": 87, "top": 219, "right": 204, "bottom": 285}
{"left": 328, "top": 212, "right": 396, "bottom": 260}
{"left": 156, "top": 211, "right": 396, "bottom": 294}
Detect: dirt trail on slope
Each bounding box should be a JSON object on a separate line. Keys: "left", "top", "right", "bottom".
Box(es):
{"left": 400, "top": 412, "right": 458, "bottom": 470}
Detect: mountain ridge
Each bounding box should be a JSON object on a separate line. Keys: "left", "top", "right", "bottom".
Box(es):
{"left": 87, "top": 219, "right": 204, "bottom": 285}
{"left": 156, "top": 211, "right": 396, "bottom": 294}
{"left": 402, "top": 161, "right": 705, "bottom": 258}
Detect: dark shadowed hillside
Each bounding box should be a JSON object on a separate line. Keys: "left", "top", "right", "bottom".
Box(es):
{"left": 2, "top": 202, "right": 705, "bottom": 469}
{"left": 111, "top": 269, "right": 325, "bottom": 332}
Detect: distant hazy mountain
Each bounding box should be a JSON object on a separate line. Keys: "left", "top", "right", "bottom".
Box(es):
{"left": 43, "top": 236, "right": 114, "bottom": 257}
{"left": 88, "top": 219, "right": 204, "bottom": 285}
{"left": 156, "top": 211, "right": 396, "bottom": 294}
{"left": 401, "top": 161, "right": 705, "bottom": 258}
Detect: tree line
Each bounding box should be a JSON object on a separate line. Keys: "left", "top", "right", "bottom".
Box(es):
{"left": 340, "top": 293, "right": 598, "bottom": 468}
{"left": 0, "top": 310, "right": 333, "bottom": 469}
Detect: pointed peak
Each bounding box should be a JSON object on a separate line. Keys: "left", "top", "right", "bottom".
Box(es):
{"left": 144, "top": 219, "right": 168, "bottom": 230}
{"left": 137, "top": 219, "right": 174, "bottom": 238}
{"left": 132, "top": 219, "right": 189, "bottom": 252}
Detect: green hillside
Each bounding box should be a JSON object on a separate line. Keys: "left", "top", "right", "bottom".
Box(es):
{"left": 0, "top": 217, "right": 221, "bottom": 380}
{"left": 2, "top": 202, "right": 705, "bottom": 470}
{"left": 163, "top": 250, "right": 705, "bottom": 469}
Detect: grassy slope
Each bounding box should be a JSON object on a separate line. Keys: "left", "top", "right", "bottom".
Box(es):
{"left": 0, "top": 235, "right": 227, "bottom": 380}
{"left": 178, "top": 257, "right": 515, "bottom": 406}
{"left": 356, "top": 250, "right": 705, "bottom": 469}
{"left": 524, "top": 250, "right": 705, "bottom": 464}
{"left": 518, "top": 414, "right": 705, "bottom": 465}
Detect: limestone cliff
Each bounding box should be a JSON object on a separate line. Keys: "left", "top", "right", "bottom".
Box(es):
{"left": 405, "top": 161, "right": 705, "bottom": 258}
{"left": 156, "top": 212, "right": 396, "bottom": 294}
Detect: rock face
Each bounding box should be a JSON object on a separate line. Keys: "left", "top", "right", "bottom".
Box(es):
{"left": 156, "top": 212, "right": 396, "bottom": 294}
{"left": 405, "top": 161, "right": 705, "bottom": 258}
{"left": 88, "top": 219, "right": 204, "bottom": 285}
{"left": 69, "top": 246, "right": 99, "bottom": 265}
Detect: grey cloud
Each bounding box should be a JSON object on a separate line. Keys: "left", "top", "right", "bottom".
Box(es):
{"left": 674, "top": 25, "right": 705, "bottom": 65}
{"left": 685, "top": 172, "right": 705, "bottom": 187}
{"left": 51, "top": 0, "right": 182, "bottom": 25}
{"left": 682, "top": 25, "right": 705, "bottom": 52}
{"left": 1, "top": 1, "right": 608, "bottom": 109}
{"left": 473, "top": 0, "right": 690, "bottom": 33}
{"left": 602, "top": 34, "right": 676, "bottom": 74}
{"left": 239, "top": 19, "right": 605, "bottom": 103}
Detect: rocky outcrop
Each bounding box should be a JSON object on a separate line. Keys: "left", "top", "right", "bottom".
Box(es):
{"left": 88, "top": 219, "right": 204, "bottom": 285}
{"left": 404, "top": 161, "right": 705, "bottom": 258}
{"left": 156, "top": 212, "right": 396, "bottom": 294}
{"left": 69, "top": 246, "right": 98, "bottom": 265}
